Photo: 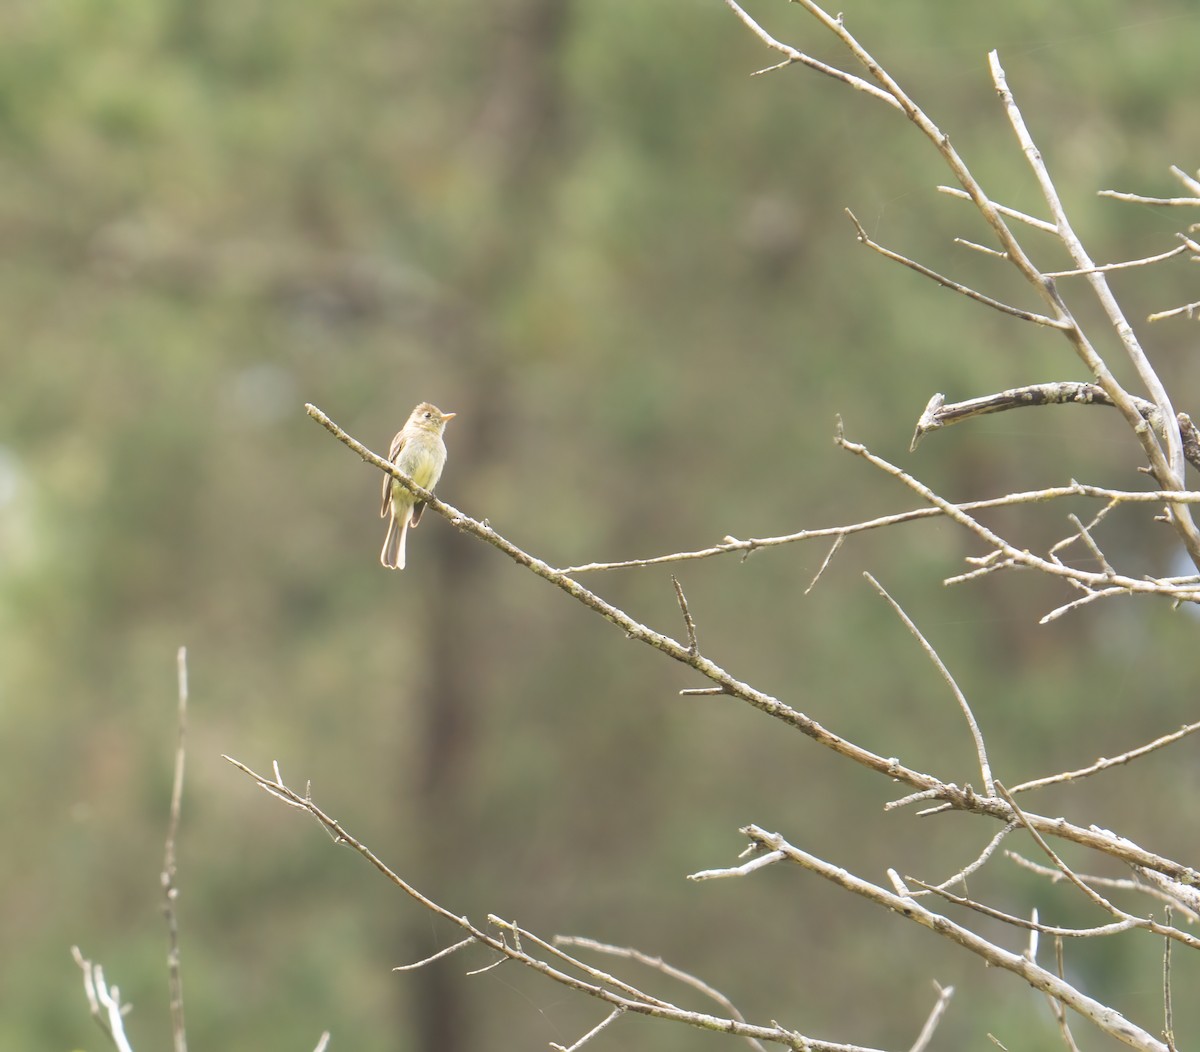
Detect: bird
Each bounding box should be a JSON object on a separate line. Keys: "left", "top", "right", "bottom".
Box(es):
{"left": 379, "top": 402, "right": 456, "bottom": 569}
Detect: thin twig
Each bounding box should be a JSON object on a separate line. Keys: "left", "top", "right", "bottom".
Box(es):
{"left": 1148, "top": 300, "right": 1200, "bottom": 323}
{"left": 910, "top": 878, "right": 1139, "bottom": 938}
{"left": 1009, "top": 854, "right": 1200, "bottom": 918}
{"left": 559, "top": 483, "right": 1200, "bottom": 575}
{"left": 936, "top": 185, "right": 1056, "bottom": 232}
{"left": 1039, "top": 587, "right": 1123, "bottom": 624}
{"left": 1163, "top": 907, "right": 1175, "bottom": 1052}
{"left": 845, "top": 209, "right": 1065, "bottom": 327}
{"left": 864, "top": 573, "right": 994, "bottom": 795}
{"left": 556, "top": 937, "right": 767, "bottom": 1052}
{"left": 954, "top": 237, "right": 1008, "bottom": 260}
{"left": 719, "top": 0, "right": 902, "bottom": 109}
{"left": 805, "top": 534, "right": 843, "bottom": 594}
{"left": 671, "top": 575, "right": 699, "bottom": 656}
{"left": 550, "top": 1007, "right": 625, "bottom": 1052}
{"left": 1049, "top": 502, "right": 1118, "bottom": 562}
{"left": 72, "top": 948, "right": 135, "bottom": 1052}
{"left": 163, "top": 646, "right": 189, "bottom": 1052}
{"left": 689, "top": 850, "right": 787, "bottom": 881}
{"left": 1044, "top": 244, "right": 1188, "bottom": 277}
{"left": 392, "top": 937, "right": 475, "bottom": 971}
{"left": 491, "top": 918, "right": 673, "bottom": 1010}
{"left": 1009, "top": 720, "right": 1200, "bottom": 793}
{"left": 917, "top": 823, "right": 1018, "bottom": 894}
{"left": 1063, "top": 513, "right": 1115, "bottom": 576}
{"left": 908, "top": 982, "right": 954, "bottom": 1052}
{"left": 1047, "top": 938, "right": 1082, "bottom": 1052}
{"left": 995, "top": 782, "right": 1122, "bottom": 916}
{"left": 1098, "top": 191, "right": 1200, "bottom": 207}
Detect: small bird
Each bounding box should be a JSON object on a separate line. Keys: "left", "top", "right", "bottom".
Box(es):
{"left": 379, "top": 402, "right": 456, "bottom": 569}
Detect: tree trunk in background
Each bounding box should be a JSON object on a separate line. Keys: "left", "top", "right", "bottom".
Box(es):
{"left": 399, "top": 2, "right": 571, "bottom": 1048}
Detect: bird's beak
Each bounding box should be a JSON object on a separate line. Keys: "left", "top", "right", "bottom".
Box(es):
{"left": 442, "top": 412, "right": 457, "bottom": 421}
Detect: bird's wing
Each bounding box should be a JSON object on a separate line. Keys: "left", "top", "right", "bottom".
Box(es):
{"left": 380, "top": 429, "right": 407, "bottom": 517}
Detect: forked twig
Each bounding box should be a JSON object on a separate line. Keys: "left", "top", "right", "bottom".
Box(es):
{"left": 72, "top": 947, "right": 134, "bottom": 1052}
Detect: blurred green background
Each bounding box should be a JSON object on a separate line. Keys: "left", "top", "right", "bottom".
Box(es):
{"left": 3, "top": 1, "right": 1199, "bottom": 1049}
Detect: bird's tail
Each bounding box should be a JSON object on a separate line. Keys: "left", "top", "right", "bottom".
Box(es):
{"left": 380, "top": 509, "right": 410, "bottom": 569}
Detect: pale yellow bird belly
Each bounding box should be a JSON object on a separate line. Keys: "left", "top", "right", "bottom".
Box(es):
{"left": 390, "top": 442, "right": 445, "bottom": 510}
{"left": 405, "top": 451, "right": 441, "bottom": 489}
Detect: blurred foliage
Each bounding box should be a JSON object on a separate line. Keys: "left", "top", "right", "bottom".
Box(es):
{"left": 2, "top": 1, "right": 1199, "bottom": 1049}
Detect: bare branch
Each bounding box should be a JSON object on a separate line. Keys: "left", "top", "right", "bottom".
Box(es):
{"left": 910, "top": 384, "right": 1168, "bottom": 455}
{"left": 223, "top": 758, "right": 886, "bottom": 1052}
{"left": 306, "top": 404, "right": 948, "bottom": 793}
{"left": 310, "top": 410, "right": 1200, "bottom": 880}
{"left": 741, "top": 825, "right": 1168, "bottom": 1052}
{"left": 727, "top": 1, "right": 1200, "bottom": 561}
{"left": 989, "top": 53, "right": 1200, "bottom": 565}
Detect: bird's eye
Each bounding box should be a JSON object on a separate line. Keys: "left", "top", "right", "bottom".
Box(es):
{"left": 424, "top": 411, "right": 431, "bottom": 419}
